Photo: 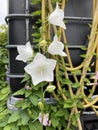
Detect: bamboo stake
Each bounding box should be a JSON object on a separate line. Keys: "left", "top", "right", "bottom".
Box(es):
{"left": 56, "top": 64, "right": 67, "bottom": 100}
{"left": 59, "top": 4, "right": 82, "bottom": 129}
{"left": 83, "top": 96, "right": 98, "bottom": 108}
{"left": 88, "top": 34, "right": 98, "bottom": 98}
{"left": 47, "top": 0, "right": 57, "bottom": 33}
{"left": 93, "top": 0, "right": 96, "bottom": 17}
{"left": 62, "top": 30, "right": 79, "bottom": 83}
{"left": 60, "top": 1, "right": 82, "bottom": 129}
{"left": 77, "top": 2, "right": 98, "bottom": 95}
{"left": 95, "top": 0, "right": 98, "bottom": 71}
{"left": 41, "top": 0, "right": 46, "bottom": 40}
{"left": 47, "top": 0, "right": 68, "bottom": 101}
{"left": 75, "top": 1, "right": 98, "bottom": 115}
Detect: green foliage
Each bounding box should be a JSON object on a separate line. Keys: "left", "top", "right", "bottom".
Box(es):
{"left": 29, "top": 95, "right": 38, "bottom": 106}
{"left": 8, "top": 111, "right": 21, "bottom": 123}
{"left": 0, "top": 25, "right": 10, "bottom": 129}
{"left": 31, "top": 0, "right": 41, "bottom": 5}
{"left": 0, "top": 1, "right": 95, "bottom": 130}
{"left": 64, "top": 97, "right": 83, "bottom": 109}
{"left": 0, "top": 25, "right": 8, "bottom": 81}
{"left": 71, "top": 70, "right": 82, "bottom": 75}
{"left": 32, "top": 10, "right": 41, "bottom": 17}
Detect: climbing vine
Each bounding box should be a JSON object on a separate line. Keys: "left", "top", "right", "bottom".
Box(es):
{"left": 0, "top": 1, "right": 98, "bottom": 130}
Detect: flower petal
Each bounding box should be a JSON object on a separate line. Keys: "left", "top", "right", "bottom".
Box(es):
{"left": 48, "top": 3, "right": 66, "bottom": 29}
{"left": 48, "top": 35, "right": 67, "bottom": 56}
{"left": 38, "top": 113, "right": 51, "bottom": 126}
{"left": 24, "top": 53, "right": 56, "bottom": 86}
{"left": 16, "top": 41, "right": 33, "bottom": 62}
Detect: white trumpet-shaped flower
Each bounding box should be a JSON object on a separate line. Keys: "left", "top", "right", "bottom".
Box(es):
{"left": 48, "top": 2, "right": 66, "bottom": 29}
{"left": 16, "top": 41, "right": 33, "bottom": 63}
{"left": 24, "top": 53, "right": 56, "bottom": 86}
{"left": 48, "top": 35, "right": 67, "bottom": 56}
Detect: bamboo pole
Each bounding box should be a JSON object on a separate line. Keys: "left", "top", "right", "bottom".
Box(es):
{"left": 41, "top": 0, "right": 46, "bottom": 40}
{"left": 95, "top": 0, "right": 98, "bottom": 71}
{"left": 77, "top": 2, "right": 98, "bottom": 95}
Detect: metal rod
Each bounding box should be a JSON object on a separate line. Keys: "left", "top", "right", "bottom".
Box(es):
{"left": 6, "top": 45, "right": 84, "bottom": 49}
{"left": 6, "top": 44, "right": 35, "bottom": 49}
{"left": 68, "top": 45, "right": 86, "bottom": 49}
{"left": 6, "top": 45, "right": 18, "bottom": 48}
{"left": 5, "top": 14, "right": 32, "bottom": 23}
{"left": 7, "top": 74, "right": 24, "bottom": 78}
{"left": 25, "top": 0, "right": 29, "bottom": 42}
{"left": 64, "top": 16, "right": 92, "bottom": 23}
{"left": 67, "top": 72, "right": 95, "bottom": 76}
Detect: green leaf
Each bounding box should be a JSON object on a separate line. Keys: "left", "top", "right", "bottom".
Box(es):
{"left": 55, "top": 109, "right": 65, "bottom": 117}
{"left": 51, "top": 117, "right": 59, "bottom": 128}
{"left": 11, "top": 127, "right": 19, "bottom": 130}
{"left": 22, "top": 101, "right": 30, "bottom": 110}
{"left": 0, "top": 109, "right": 10, "bottom": 116}
{"left": 64, "top": 109, "right": 69, "bottom": 120}
{"left": 29, "top": 95, "right": 38, "bottom": 106}
{"left": 64, "top": 98, "right": 74, "bottom": 108}
{"left": 32, "top": 32, "right": 41, "bottom": 37}
{"left": 80, "top": 54, "right": 86, "bottom": 58}
{"left": 83, "top": 77, "right": 90, "bottom": 83}
{"left": 80, "top": 46, "right": 87, "bottom": 51}
{"left": 31, "top": 0, "right": 41, "bottom": 5}
{"left": 25, "top": 90, "right": 32, "bottom": 97}
{"left": 0, "top": 93, "right": 9, "bottom": 101}
{"left": 61, "top": 79, "right": 73, "bottom": 85}
{"left": 29, "top": 121, "right": 43, "bottom": 130}
{"left": 46, "top": 126, "right": 55, "bottom": 130}
{"left": 1, "top": 87, "right": 10, "bottom": 94}
{"left": 0, "top": 107, "right": 5, "bottom": 113}
{"left": 13, "top": 88, "right": 25, "bottom": 96}
{"left": 71, "top": 70, "right": 81, "bottom": 75}
{"left": 64, "top": 103, "right": 73, "bottom": 108}
{"left": 15, "top": 100, "right": 25, "bottom": 108}
{"left": 32, "top": 10, "right": 41, "bottom": 16}
{"left": 0, "top": 87, "right": 9, "bottom": 101}
{"left": 3, "top": 124, "right": 19, "bottom": 130}
{"left": 71, "top": 82, "right": 81, "bottom": 88}
{"left": 4, "top": 125, "right": 12, "bottom": 130}
{"left": 87, "top": 66, "right": 91, "bottom": 72}
{"left": 72, "top": 113, "right": 80, "bottom": 127}
{"left": 21, "top": 111, "right": 30, "bottom": 125}
{"left": 21, "top": 74, "right": 30, "bottom": 83}
{"left": 8, "top": 111, "right": 20, "bottom": 123}
{"left": 59, "top": 65, "right": 66, "bottom": 71}
{"left": 20, "top": 126, "right": 29, "bottom": 130}
{"left": 51, "top": 106, "right": 57, "bottom": 112}
{"left": 4, "top": 123, "right": 19, "bottom": 130}
{"left": 0, "top": 115, "right": 9, "bottom": 127}
{"left": 15, "top": 99, "right": 29, "bottom": 110}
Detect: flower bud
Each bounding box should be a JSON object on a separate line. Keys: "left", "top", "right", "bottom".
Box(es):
{"left": 46, "top": 85, "right": 56, "bottom": 92}
{"left": 39, "top": 40, "right": 47, "bottom": 47}
{"left": 25, "top": 85, "right": 31, "bottom": 90}
{"left": 38, "top": 101, "right": 44, "bottom": 110}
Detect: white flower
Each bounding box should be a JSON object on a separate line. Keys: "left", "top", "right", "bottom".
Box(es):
{"left": 24, "top": 53, "right": 56, "bottom": 86}
{"left": 16, "top": 41, "right": 33, "bottom": 63}
{"left": 48, "top": 2, "right": 66, "bottom": 29}
{"left": 48, "top": 35, "right": 67, "bottom": 56}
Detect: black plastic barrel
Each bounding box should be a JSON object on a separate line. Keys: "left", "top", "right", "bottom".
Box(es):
{"left": 65, "top": 0, "right": 92, "bottom": 67}
{"left": 7, "top": 0, "right": 31, "bottom": 94}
